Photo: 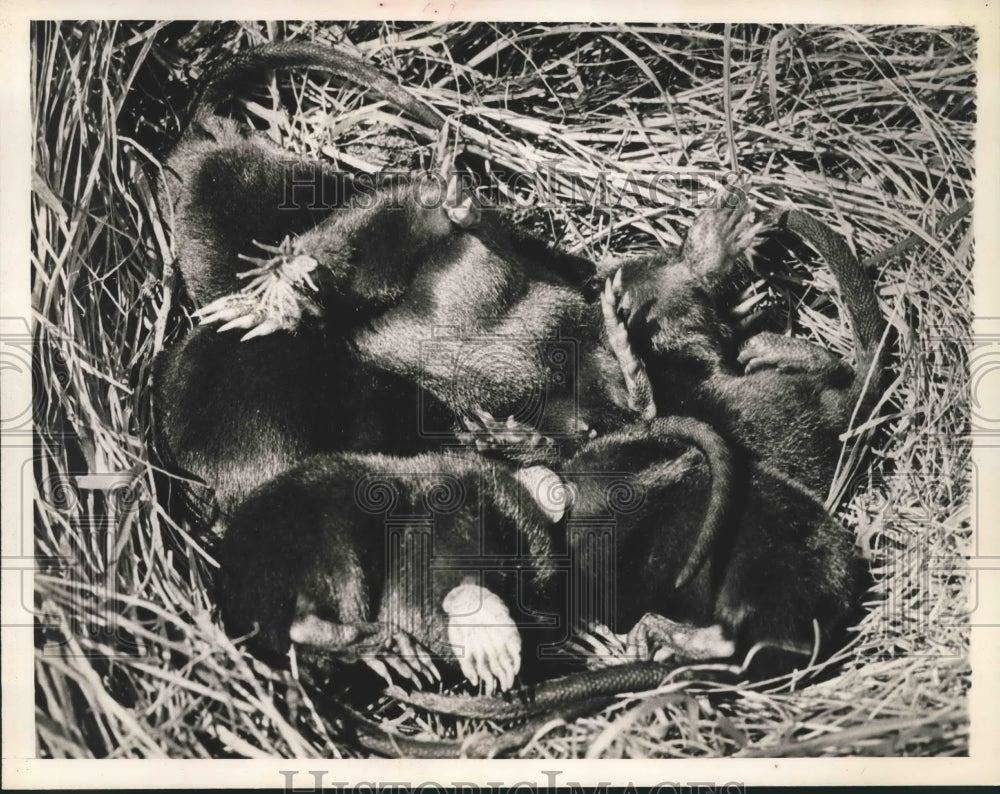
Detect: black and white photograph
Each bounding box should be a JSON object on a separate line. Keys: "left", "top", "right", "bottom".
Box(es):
{"left": 4, "top": 2, "right": 998, "bottom": 786}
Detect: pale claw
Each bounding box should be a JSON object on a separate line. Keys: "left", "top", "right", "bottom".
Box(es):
{"left": 362, "top": 656, "right": 395, "bottom": 688}
{"left": 443, "top": 583, "right": 521, "bottom": 693}
{"left": 601, "top": 277, "right": 616, "bottom": 322}
{"left": 728, "top": 286, "right": 770, "bottom": 320}
{"left": 380, "top": 651, "right": 422, "bottom": 685}
{"left": 193, "top": 293, "right": 260, "bottom": 325}
{"left": 606, "top": 268, "right": 631, "bottom": 316}
{"left": 217, "top": 313, "right": 264, "bottom": 334}
{"left": 393, "top": 632, "right": 441, "bottom": 683}
{"left": 241, "top": 318, "right": 285, "bottom": 342}
{"left": 299, "top": 271, "right": 319, "bottom": 293}
{"left": 444, "top": 173, "right": 482, "bottom": 229}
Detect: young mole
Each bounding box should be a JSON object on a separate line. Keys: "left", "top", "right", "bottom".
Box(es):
{"left": 154, "top": 42, "right": 651, "bottom": 530}
{"left": 606, "top": 193, "right": 888, "bottom": 497}
{"left": 215, "top": 450, "right": 566, "bottom": 692}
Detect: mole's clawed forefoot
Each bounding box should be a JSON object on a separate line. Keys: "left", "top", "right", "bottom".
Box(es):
{"left": 625, "top": 613, "right": 735, "bottom": 663}
{"left": 515, "top": 464, "right": 575, "bottom": 523}
{"left": 360, "top": 632, "right": 442, "bottom": 688}
{"left": 290, "top": 615, "right": 439, "bottom": 686}
{"left": 602, "top": 274, "right": 656, "bottom": 419}
{"left": 684, "top": 195, "right": 765, "bottom": 283}
{"left": 443, "top": 583, "right": 522, "bottom": 694}
{"left": 728, "top": 280, "right": 773, "bottom": 322}
{"left": 193, "top": 235, "right": 321, "bottom": 341}
{"left": 457, "top": 407, "right": 553, "bottom": 450}
{"left": 727, "top": 203, "right": 765, "bottom": 259}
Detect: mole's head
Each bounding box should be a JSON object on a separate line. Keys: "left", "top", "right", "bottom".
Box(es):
{"left": 611, "top": 253, "right": 731, "bottom": 372}
{"left": 608, "top": 192, "right": 759, "bottom": 368}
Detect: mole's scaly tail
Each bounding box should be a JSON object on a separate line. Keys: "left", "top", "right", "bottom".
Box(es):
{"left": 328, "top": 699, "right": 604, "bottom": 758}
{"left": 192, "top": 40, "right": 443, "bottom": 132}
{"left": 649, "top": 416, "right": 735, "bottom": 590}
{"left": 763, "top": 207, "right": 888, "bottom": 405}
{"left": 603, "top": 279, "right": 734, "bottom": 590}
{"left": 394, "top": 660, "right": 671, "bottom": 721}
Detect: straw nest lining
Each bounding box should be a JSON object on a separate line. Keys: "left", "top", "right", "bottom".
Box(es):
{"left": 32, "top": 20, "right": 972, "bottom": 758}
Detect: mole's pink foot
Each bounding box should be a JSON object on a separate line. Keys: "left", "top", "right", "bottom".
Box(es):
{"left": 602, "top": 272, "right": 656, "bottom": 419}
{"left": 443, "top": 583, "right": 521, "bottom": 694}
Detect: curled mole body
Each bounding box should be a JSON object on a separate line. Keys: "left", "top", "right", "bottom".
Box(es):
{"left": 608, "top": 195, "right": 888, "bottom": 496}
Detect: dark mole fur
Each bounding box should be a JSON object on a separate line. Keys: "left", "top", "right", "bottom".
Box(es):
{"left": 150, "top": 42, "right": 868, "bottom": 744}
{"left": 152, "top": 43, "right": 639, "bottom": 528}
{"left": 215, "top": 416, "right": 864, "bottom": 734}
{"left": 615, "top": 197, "right": 888, "bottom": 497}
{"left": 216, "top": 450, "right": 564, "bottom": 681}
{"left": 563, "top": 420, "right": 864, "bottom": 656}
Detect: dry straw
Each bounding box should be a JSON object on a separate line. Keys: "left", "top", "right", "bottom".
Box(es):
{"left": 32, "top": 20, "right": 972, "bottom": 757}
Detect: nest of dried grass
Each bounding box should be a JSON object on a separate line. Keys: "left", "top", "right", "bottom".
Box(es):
{"left": 32, "top": 20, "right": 972, "bottom": 758}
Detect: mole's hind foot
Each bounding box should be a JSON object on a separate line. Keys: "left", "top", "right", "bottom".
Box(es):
{"left": 194, "top": 235, "right": 321, "bottom": 341}
{"left": 626, "top": 613, "right": 735, "bottom": 662}
{"left": 738, "top": 331, "right": 846, "bottom": 377}
{"left": 443, "top": 583, "right": 521, "bottom": 694}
